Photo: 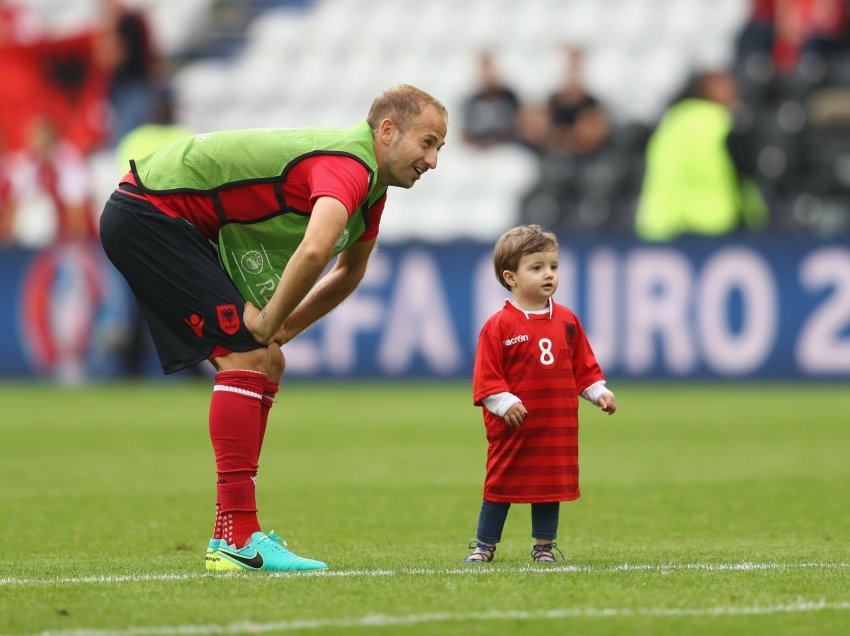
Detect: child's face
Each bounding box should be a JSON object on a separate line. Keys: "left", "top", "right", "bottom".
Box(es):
{"left": 504, "top": 248, "right": 559, "bottom": 309}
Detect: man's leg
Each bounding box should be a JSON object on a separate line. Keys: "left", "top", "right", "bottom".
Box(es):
{"left": 258, "top": 345, "right": 284, "bottom": 459}
{"left": 209, "top": 348, "right": 269, "bottom": 549}
{"left": 99, "top": 197, "right": 324, "bottom": 569}
{"left": 206, "top": 346, "right": 327, "bottom": 572}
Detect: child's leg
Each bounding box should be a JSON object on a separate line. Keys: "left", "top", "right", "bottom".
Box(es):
{"left": 530, "top": 502, "right": 563, "bottom": 561}
{"left": 530, "top": 501, "right": 559, "bottom": 543}
{"left": 477, "top": 500, "right": 511, "bottom": 545}
{"left": 464, "top": 500, "right": 510, "bottom": 562}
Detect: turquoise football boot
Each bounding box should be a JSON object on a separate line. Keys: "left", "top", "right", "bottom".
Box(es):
{"left": 208, "top": 532, "right": 327, "bottom": 572}
{"left": 205, "top": 538, "right": 227, "bottom": 572}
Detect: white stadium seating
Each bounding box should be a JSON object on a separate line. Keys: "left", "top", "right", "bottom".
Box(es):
{"left": 19, "top": 0, "right": 750, "bottom": 242}
{"left": 168, "top": 0, "right": 748, "bottom": 241}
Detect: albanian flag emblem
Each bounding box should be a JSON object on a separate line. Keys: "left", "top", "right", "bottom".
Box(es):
{"left": 216, "top": 304, "right": 241, "bottom": 335}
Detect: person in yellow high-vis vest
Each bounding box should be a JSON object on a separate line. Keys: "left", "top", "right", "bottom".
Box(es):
{"left": 636, "top": 71, "right": 767, "bottom": 242}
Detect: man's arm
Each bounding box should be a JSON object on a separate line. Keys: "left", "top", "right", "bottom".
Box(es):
{"left": 244, "top": 196, "right": 348, "bottom": 344}
{"left": 279, "top": 236, "right": 375, "bottom": 343}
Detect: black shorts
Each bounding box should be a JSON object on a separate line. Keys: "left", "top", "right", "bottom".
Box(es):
{"left": 100, "top": 190, "right": 262, "bottom": 374}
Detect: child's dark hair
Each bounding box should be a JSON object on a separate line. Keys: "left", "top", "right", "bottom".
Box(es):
{"left": 493, "top": 225, "right": 559, "bottom": 291}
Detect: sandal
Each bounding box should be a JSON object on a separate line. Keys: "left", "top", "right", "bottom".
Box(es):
{"left": 463, "top": 540, "right": 496, "bottom": 563}
{"left": 531, "top": 542, "right": 564, "bottom": 562}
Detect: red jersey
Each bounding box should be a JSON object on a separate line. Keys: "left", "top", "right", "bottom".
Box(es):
{"left": 472, "top": 299, "right": 605, "bottom": 503}
{"left": 118, "top": 153, "right": 386, "bottom": 242}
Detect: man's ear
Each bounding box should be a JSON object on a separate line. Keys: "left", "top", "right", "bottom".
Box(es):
{"left": 377, "top": 118, "right": 396, "bottom": 146}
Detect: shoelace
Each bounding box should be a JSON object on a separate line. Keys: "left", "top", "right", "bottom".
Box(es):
{"left": 265, "top": 532, "right": 293, "bottom": 554}
{"left": 531, "top": 542, "right": 564, "bottom": 562}
{"left": 465, "top": 541, "right": 496, "bottom": 561}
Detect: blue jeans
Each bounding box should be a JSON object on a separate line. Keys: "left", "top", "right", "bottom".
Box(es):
{"left": 475, "top": 500, "right": 560, "bottom": 544}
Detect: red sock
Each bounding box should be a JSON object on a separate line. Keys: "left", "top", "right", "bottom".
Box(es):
{"left": 215, "top": 473, "right": 260, "bottom": 548}
{"left": 258, "top": 381, "right": 279, "bottom": 459}
{"left": 209, "top": 369, "right": 266, "bottom": 548}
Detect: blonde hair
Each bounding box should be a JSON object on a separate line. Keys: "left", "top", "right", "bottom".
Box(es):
{"left": 367, "top": 84, "right": 448, "bottom": 135}
{"left": 493, "top": 225, "right": 559, "bottom": 290}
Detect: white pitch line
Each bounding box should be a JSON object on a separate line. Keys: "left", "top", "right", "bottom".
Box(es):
{"left": 1, "top": 561, "right": 849, "bottom": 587}
{"left": 32, "top": 599, "right": 850, "bottom": 636}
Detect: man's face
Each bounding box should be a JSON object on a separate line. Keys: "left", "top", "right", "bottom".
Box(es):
{"left": 380, "top": 105, "right": 447, "bottom": 189}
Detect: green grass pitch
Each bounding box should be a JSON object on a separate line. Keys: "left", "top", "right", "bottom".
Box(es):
{"left": 1, "top": 381, "right": 848, "bottom": 635}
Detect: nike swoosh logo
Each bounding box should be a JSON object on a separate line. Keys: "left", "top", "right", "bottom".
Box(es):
{"left": 218, "top": 548, "right": 264, "bottom": 569}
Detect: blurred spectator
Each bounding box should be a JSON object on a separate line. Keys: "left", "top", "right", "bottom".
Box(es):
{"left": 0, "top": 0, "right": 42, "bottom": 45}
{"left": 545, "top": 46, "right": 610, "bottom": 156}
{"left": 461, "top": 51, "right": 523, "bottom": 149}
{"left": 0, "top": 132, "right": 13, "bottom": 245}
{"left": 518, "top": 46, "right": 642, "bottom": 234}
{"left": 736, "top": 0, "right": 848, "bottom": 76}
{"left": 116, "top": 87, "right": 193, "bottom": 171}
{"left": 774, "top": 0, "right": 847, "bottom": 73}
{"left": 113, "top": 88, "right": 194, "bottom": 377}
{"left": 5, "top": 116, "right": 96, "bottom": 245}
{"left": 1, "top": 16, "right": 108, "bottom": 154}
{"left": 736, "top": 0, "right": 777, "bottom": 64}
{"left": 731, "top": 1, "right": 850, "bottom": 235}
{"left": 97, "top": 0, "right": 158, "bottom": 145}
{"left": 635, "top": 70, "right": 767, "bottom": 242}
{"left": 787, "top": 60, "right": 850, "bottom": 235}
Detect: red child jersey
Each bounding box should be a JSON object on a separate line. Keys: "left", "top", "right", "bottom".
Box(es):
{"left": 472, "top": 299, "right": 605, "bottom": 503}
{"left": 118, "top": 154, "right": 386, "bottom": 242}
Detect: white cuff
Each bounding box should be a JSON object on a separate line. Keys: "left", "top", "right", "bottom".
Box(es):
{"left": 481, "top": 392, "right": 522, "bottom": 417}
{"left": 581, "top": 380, "right": 611, "bottom": 404}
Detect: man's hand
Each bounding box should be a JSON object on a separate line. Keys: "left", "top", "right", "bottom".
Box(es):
{"left": 270, "top": 322, "right": 289, "bottom": 344}
{"left": 244, "top": 197, "right": 348, "bottom": 344}
{"left": 242, "top": 301, "right": 263, "bottom": 341}
{"left": 597, "top": 391, "right": 617, "bottom": 415}
{"left": 243, "top": 302, "right": 288, "bottom": 345}
{"left": 504, "top": 402, "right": 527, "bottom": 427}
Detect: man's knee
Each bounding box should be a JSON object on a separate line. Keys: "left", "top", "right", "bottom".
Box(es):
{"left": 212, "top": 347, "right": 270, "bottom": 374}
{"left": 267, "top": 345, "right": 285, "bottom": 384}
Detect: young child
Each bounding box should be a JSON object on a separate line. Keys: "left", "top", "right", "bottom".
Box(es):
{"left": 464, "top": 225, "right": 617, "bottom": 563}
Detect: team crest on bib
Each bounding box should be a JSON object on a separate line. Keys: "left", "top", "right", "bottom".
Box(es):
{"left": 333, "top": 228, "right": 350, "bottom": 252}
{"left": 216, "top": 304, "right": 240, "bottom": 335}
{"left": 241, "top": 251, "right": 264, "bottom": 274}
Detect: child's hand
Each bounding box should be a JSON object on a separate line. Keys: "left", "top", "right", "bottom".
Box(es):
{"left": 597, "top": 391, "right": 617, "bottom": 415}
{"left": 504, "top": 402, "right": 527, "bottom": 427}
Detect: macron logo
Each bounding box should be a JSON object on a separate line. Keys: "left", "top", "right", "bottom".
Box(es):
{"left": 503, "top": 334, "right": 529, "bottom": 347}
